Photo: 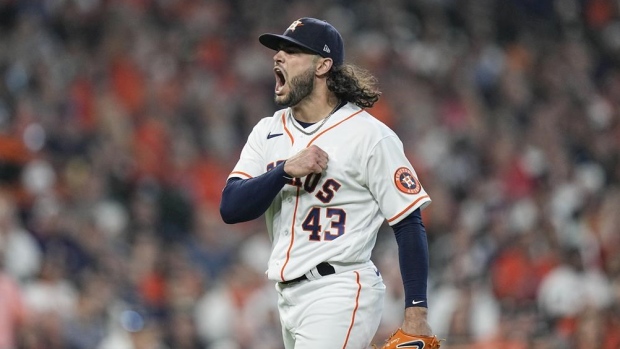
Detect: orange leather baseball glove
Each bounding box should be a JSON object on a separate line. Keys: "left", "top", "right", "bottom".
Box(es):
{"left": 374, "top": 328, "right": 442, "bottom": 349}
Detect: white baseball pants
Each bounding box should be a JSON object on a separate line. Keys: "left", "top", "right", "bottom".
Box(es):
{"left": 275, "top": 262, "right": 386, "bottom": 349}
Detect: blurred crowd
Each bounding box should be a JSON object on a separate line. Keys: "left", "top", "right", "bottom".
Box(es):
{"left": 0, "top": 0, "right": 619, "bottom": 348}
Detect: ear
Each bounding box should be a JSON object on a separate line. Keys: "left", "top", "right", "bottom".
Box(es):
{"left": 315, "top": 57, "right": 333, "bottom": 76}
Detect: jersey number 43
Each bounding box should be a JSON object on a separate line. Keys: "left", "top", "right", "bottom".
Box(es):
{"left": 302, "top": 207, "right": 346, "bottom": 241}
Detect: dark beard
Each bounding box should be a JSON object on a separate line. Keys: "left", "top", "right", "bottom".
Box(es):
{"left": 275, "top": 67, "right": 314, "bottom": 107}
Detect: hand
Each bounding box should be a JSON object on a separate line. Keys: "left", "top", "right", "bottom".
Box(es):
{"left": 401, "top": 307, "right": 433, "bottom": 336}
{"left": 284, "top": 145, "right": 329, "bottom": 178}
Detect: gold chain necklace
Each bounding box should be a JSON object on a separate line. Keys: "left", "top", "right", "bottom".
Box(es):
{"left": 289, "top": 101, "right": 341, "bottom": 136}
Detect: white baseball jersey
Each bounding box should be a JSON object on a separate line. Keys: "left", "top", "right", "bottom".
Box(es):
{"left": 228, "top": 102, "right": 431, "bottom": 282}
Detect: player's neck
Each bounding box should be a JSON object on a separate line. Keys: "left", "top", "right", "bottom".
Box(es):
{"left": 291, "top": 94, "right": 340, "bottom": 123}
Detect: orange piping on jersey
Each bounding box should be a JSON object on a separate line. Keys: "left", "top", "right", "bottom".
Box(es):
{"left": 229, "top": 171, "right": 253, "bottom": 179}
{"left": 280, "top": 186, "right": 301, "bottom": 281}
{"left": 342, "top": 271, "right": 362, "bottom": 349}
{"left": 307, "top": 109, "right": 364, "bottom": 146}
{"left": 387, "top": 195, "right": 430, "bottom": 223}
{"left": 281, "top": 111, "right": 294, "bottom": 145}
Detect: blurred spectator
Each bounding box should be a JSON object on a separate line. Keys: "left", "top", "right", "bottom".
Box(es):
{"left": 193, "top": 259, "right": 249, "bottom": 346}
{"left": 429, "top": 277, "right": 500, "bottom": 344}
{"left": 192, "top": 230, "right": 273, "bottom": 347}
{"left": 163, "top": 309, "right": 207, "bottom": 349}
{"left": 185, "top": 205, "right": 237, "bottom": 282}
{"left": 462, "top": 303, "right": 540, "bottom": 349}
{"left": 20, "top": 252, "right": 78, "bottom": 348}
{"left": 98, "top": 307, "right": 169, "bottom": 349}
{"left": 537, "top": 246, "right": 613, "bottom": 320}
{"left": 572, "top": 307, "right": 607, "bottom": 349}
{"left": 62, "top": 271, "right": 113, "bottom": 349}
{"left": 0, "top": 190, "right": 41, "bottom": 282}
{"left": 0, "top": 250, "right": 28, "bottom": 349}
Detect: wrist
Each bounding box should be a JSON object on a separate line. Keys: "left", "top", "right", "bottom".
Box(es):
{"left": 404, "top": 306, "right": 427, "bottom": 320}
{"left": 402, "top": 307, "right": 432, "bottom": 336}
{"left": 279, "top": 161, "right": 294, "bottom": 180}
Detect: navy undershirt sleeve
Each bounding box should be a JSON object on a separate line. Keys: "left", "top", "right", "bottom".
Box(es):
{"left": 220, "top": 162, "right": 291, "bottom": 224}
{"left": 392, "top": 208, "right": 429, "bottom": 308}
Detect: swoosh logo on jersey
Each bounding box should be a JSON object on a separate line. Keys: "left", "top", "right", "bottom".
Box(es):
{"left": 396, "top": 340, "right": 425, "bottom": 348}
{"left": 267, "top": 132, "right": 283, "bottom": 139}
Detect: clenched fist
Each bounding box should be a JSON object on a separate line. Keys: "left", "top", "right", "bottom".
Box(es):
{"left": 284, "top": 145, "right": 329, "bottom": 178}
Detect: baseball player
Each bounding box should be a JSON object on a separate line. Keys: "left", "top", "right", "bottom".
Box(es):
{"left": 220, "top": 18, "right": 440, "bottom": 349}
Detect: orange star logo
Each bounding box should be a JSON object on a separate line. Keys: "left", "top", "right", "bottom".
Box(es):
{"left": 287, "top": 19, "right": 303, "bottom": 32}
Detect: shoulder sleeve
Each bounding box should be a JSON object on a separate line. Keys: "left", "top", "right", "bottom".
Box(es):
{"left": 366, "top": 135, "right": 431, "bottom": 226}
{"left": 228, "top": 117, "right": 271, "bottom": 179}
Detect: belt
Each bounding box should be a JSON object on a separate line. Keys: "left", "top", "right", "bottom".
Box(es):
{"left": 280, "top": 262, "right": 335, "bottom": 285}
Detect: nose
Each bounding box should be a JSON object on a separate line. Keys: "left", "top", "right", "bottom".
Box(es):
{"left": 274, "top": 50, "right": 284, "bottom": 63}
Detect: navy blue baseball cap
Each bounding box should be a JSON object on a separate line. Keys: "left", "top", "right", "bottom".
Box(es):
{"left": 259, "top": 18, "right": 344, "bottom": 67}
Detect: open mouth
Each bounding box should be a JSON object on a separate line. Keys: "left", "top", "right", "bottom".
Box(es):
{"left": 274, "top": 67, "right": 286, "bottom": 94}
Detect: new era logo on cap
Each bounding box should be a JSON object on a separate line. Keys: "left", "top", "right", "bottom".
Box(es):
{"left": 258, "top": 17, "right": 344, "bottom": 67}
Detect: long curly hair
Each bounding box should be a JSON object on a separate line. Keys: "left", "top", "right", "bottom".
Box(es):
{"left": 326, "top": 64, "right": 381, "bottom": 108}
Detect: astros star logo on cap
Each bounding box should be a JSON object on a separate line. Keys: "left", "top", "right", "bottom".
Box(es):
{"left": 287, "top": 19, "right": 303, "bottom": 32}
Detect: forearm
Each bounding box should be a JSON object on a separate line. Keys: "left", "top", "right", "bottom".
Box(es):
{"left": 392, "top": 209, "right": 432, "bottom": 335}
{"left": 220, "top": 162, "right": 291, "bottom": 223}
{"left": 392, "top": 208, "right": 429, "bottom": 308}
